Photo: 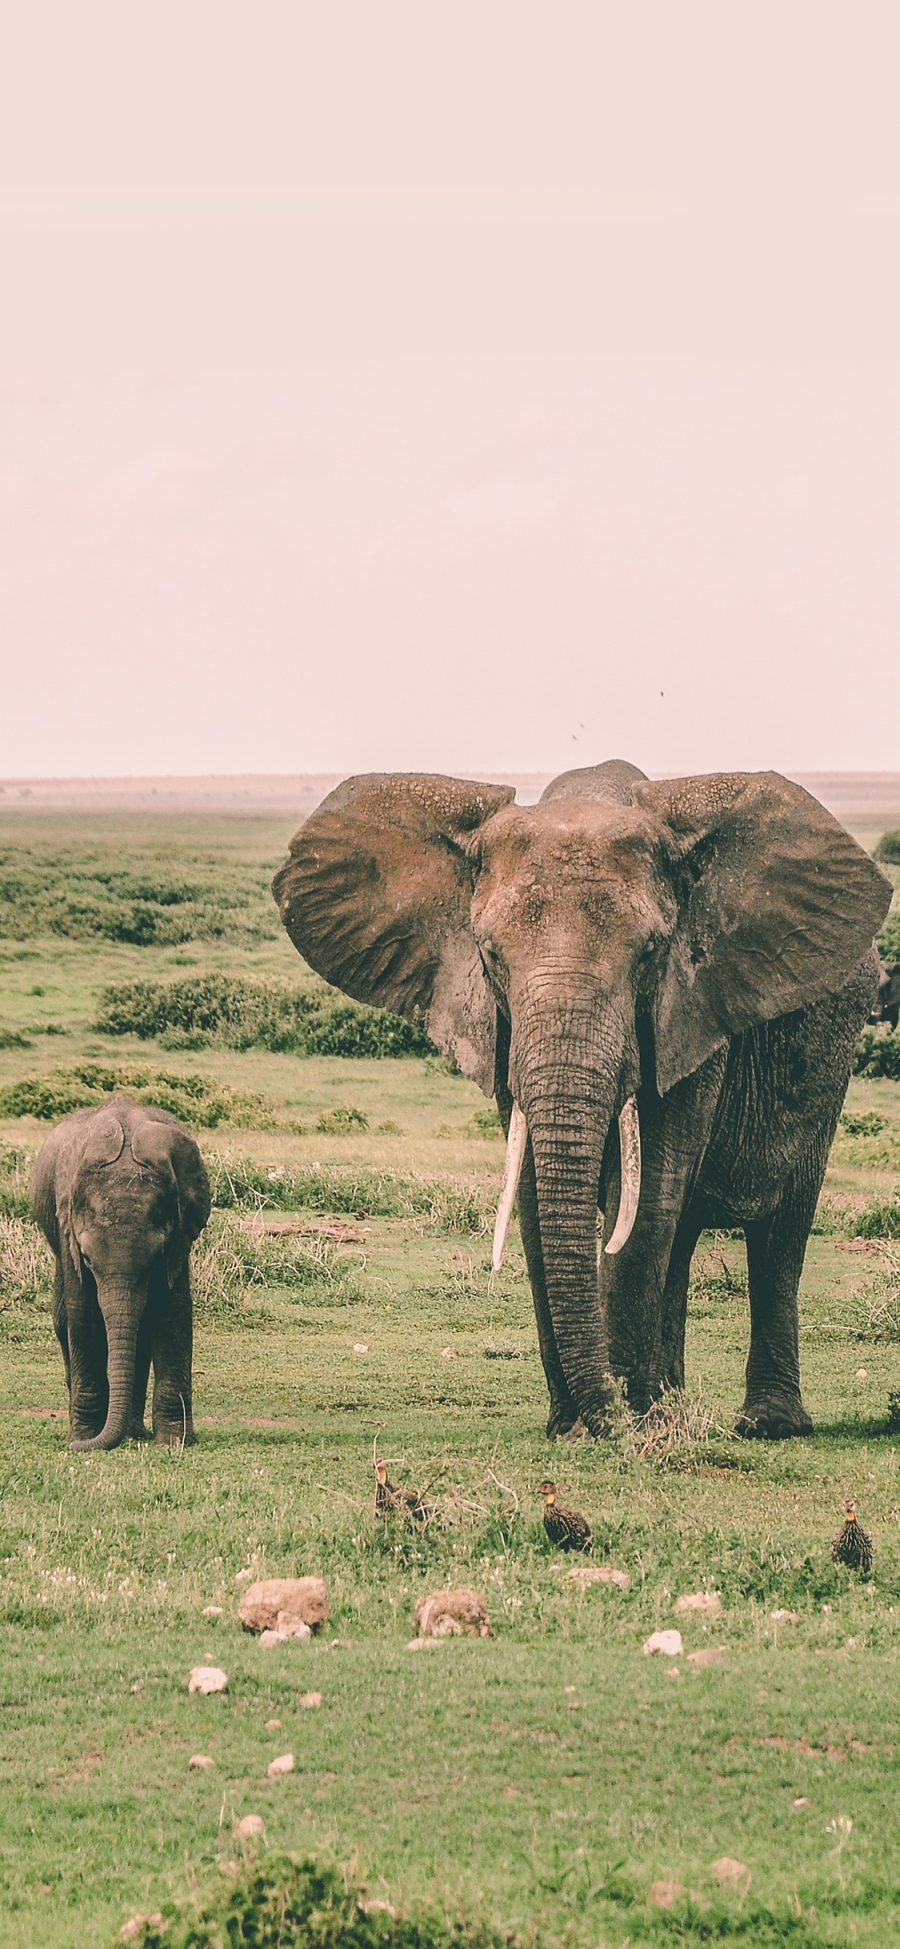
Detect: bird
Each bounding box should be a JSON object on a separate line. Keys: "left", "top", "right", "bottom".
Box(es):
{"left": 831, "top": 1498, "right": 874, "bottom": 1573}
{"left": 373, "top": 1458, "right": 432, "bottom": 1527}
{"left": 538, "top": 1480, "right": 592, "bottom": 1553}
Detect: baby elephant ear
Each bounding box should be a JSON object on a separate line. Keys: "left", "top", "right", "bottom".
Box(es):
{"left": 132, "top": 1117, "right": 211, "bottom": 1240}
{"left": 82, "top": 1112, "right": 126, "bottom": 1167}
{"left": 635, "top": 771, "right": 892, "bottom": 1097}
{"left": 273, "top": 772, "right": 515, "bottom": 1093}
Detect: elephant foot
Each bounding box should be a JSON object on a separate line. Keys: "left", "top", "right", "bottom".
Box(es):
{"left": 129, "top": 1421, "right": 153, "bottom": 1443}
{"left": 153, "top": 1421, "right": 197, "bottom": 1448}
{"left": 546, "top": 1400, "right": 583, "bottom": 1441}
{"left": 735, "top": 1394, "right": 813, "bottom": 1440}
{"left": 548, "top": 1416, "right": 589, "bottom": 1443}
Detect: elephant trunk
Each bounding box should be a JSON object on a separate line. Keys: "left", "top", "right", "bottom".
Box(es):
{"left": 69, "top": 1296, "right": 139, "bottom": 1453}
{"left": 515, "top": 992, "right": 635, "bottom": 1434}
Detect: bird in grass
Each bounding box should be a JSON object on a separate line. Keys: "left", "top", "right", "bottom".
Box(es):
{"left": 831, "top": 1498, "right": 874, "bottom": 1573}
{"left": 373, "top": 1458, "right": 432, "bottom": 1527}
{"left": 538, "top": 1480, "right": 592, "bottom": 1554}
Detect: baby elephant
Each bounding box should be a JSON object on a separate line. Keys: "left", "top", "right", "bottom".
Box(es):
{"left": 31, "top": 1095, "right": 211, "bottom": 1452}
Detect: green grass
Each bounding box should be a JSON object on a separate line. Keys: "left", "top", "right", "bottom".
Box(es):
{"left": 1, "top": 812, "right": 900, "bottom": 1949}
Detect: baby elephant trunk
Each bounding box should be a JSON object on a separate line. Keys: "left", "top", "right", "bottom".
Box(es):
{"left": 69, "top": 1303, "right": 139, "bottom": 1453}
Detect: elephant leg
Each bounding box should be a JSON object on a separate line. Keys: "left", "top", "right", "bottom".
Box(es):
{"left": 66, "top": 1276, "right": 110, "bottom": 1441}
{"left": 52, "top": 1270, "right": 72, "bottom": 1397}
{"left": 130, "top": 1312, "right": 153, "bottom": 1440}
{"left": 735, "top": 1150, "right": 824, "bottom": 1439}
{"left": 658, "top": 1212, "right": 704, "bottom": 1392}
{"left": 604, "top": 1077, "right": 720, "bottom": 1412}
{"left": 496, "top": 1078, "right": 579, "bottom": 1438}
{"left": 150, "top": 1273, "right": 196, "bottom": 1446}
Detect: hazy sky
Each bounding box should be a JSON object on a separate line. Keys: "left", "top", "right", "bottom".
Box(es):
{"left": 2, "top": 3, "right": 898, "bottom": 780}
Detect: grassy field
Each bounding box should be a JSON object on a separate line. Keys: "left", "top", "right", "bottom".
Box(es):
{"left": 1, "top": 811, "right": 899, "bottom": 1949}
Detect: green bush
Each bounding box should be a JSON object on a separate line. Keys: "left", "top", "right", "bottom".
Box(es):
{"left": 119, "top": 1852, "right": 509, "bottom": 1949}
{"left": 875, "top": 829, "right": 900, "bottom": 863}
{"left": 879, "top": 908, "right": 900, "bottom": 962}
{"left": 0, "top": 846, "right": 277, "bottom": 946}
{"left": 0, "top": 1028, "right": 32, "bottom": 1050}
{"left": 192, "top": 1218, "right": 362, "bottom": 1327}
{"left": 206, "top": 1152, "right": 490, "bottom": 1232}
{"left": 0, "top": 1144, "right": 34, "bottom": 1219}
{"left": 0, "top": 1064, "right": 269, "bottom": 1130}
{"left": 851, "top": 1195, "right": 900, "bottom": 1240}
{"left": 853, "top": 1029, "right": 900, "bottom": 1080}
{"left": 95, "top": 974, "right": 435, "bottom": 1058}
{"left": 840, "top": 1109, "right": 888, "bottom": 1137}
{"left": 316, "top": 1105, "right": 369, "bottom": 1134}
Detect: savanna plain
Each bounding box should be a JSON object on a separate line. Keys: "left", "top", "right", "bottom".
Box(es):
{"left": 1, "top": 801, "right": 900, "bottom": 1949}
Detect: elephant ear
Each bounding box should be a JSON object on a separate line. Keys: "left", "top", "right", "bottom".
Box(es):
{"left": 635, "top": 771, "right": 892, "bottom": 1097}
{"left": 131, "top": 1116, "right": 211, "bottom": 1280}
{"left": 82, "top": 1110, "right": 126, "bottom": 1169}
{"left": 56, "top": 1109, "right": 126, "bottom": 1271}
{"left": 273, "top": 773, "right": 516, "bottom": 1094}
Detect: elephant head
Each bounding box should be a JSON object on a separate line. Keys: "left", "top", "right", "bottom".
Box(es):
{"left": 60, "top": 1101, "right": 210, "bottom": 1452}
{"left": 273, "top": 771, "right": 889, "bottom": 1431}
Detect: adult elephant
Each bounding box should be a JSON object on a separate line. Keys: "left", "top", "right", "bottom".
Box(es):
{"left": 31, "top": 1096, "right": 210, "bottom": 1451}
{"left": 273, "top": 763, "right": 890, "bottom": 1439}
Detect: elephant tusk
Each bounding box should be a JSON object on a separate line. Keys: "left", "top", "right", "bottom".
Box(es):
{"left": 491, "top": 1102, "right": 528, "bottom": 1272}
{"left": 604, "top": 1096, "right": 641, "bottom": 1256}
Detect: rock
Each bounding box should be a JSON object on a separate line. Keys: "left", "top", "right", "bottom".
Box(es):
{"left": 266, "top": 1752, "right": 295, "bottom": 1777}
{"left": 770, "top": 1608, "right": 798, "bottom": 1623}
{"left": 234, "top": 1813, "right": 266, "bottom": 1846}
{"left": 440, "top": 1346, "right": 456, "bottom": 1358}
{"left": 687, "top": 1647, "right": 726, "bottom": 1668}
{"left": 353, "top": 1342, "right": 369, "bottom": 1354}
{"left": 414, "top": 1588, "right": 493, "bottom": 1639}
{"left": 792, "top": 1797, "right": 810, "bottom": 1809}
{"left": 711, "top": 1856, "right": 751, "bottom": 1890}
{"left": 647, "top": 1880, "right": 687, "bottom": 1910}
{"left": 258, "top": 1621, "right": 312, "bottom": 1648}
{"left": 188, "top": 1753, "right": 215, "bottom": 1769}
{"left": 235, "top": 1568, "right": 253, "bottom": 1583}
{"left": 265, "top": 1718, "right": 282, "bottom": 1731}
{"left": 299, "top": 1691, "right": 322, "bottom": 1709}
{"left": 675, "top": 1591, "right": 722, "bottom": 1619}
{"left": 406, "top": 1636, "right": 444, "bottom": 1652}
{"left": 202, "top": 1604, "right": 223, "bottom": 1618}
{"left": 239, "top": 1576, "right": 329, "bottom": 1636}
{"left": 188, "top": 1665, "right": 229, "bottom": 1695}
{"left": 643, "top": 1630, "right": 683, "bottom": 1658}
{"left": 856, "top": 1368, "right": 869, "bottom": 1381}
{"left": 567, "top": 1564, "right": 630, "bottom": 1591}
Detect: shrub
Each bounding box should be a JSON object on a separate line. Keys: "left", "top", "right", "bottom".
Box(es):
{"left": 853, "top": 1029, "right": 900, "bottom": 1080}
{"left": 0, "top": 846, "right": 277, "bottom": 946}
{"left": 875, "top": 829, "right": 900, "bottom": 863}
{"left": 849, "top": 1250, "right": 900, "bottom": 1340}
{"left": 0, "top": 1144, "right": 34, "bottom": 1219}
{"left": 840, "top": 1109, "right": 888, "bottom": 1137}
{"left": 0, "top": 1064, "right": 269, "bottom": 1130}
{"left": 316, "top": 1105, "right": 369, "bottom": 1134}
{"left": 851, "top": 1194, "right": 900, "bottom": 1240}
{"left": 95, "top": 974, "right": 435, "bottom": 1058}
{"left": 206, "top": 1152, "right": 491, "bottom": 1232}
{"left": 0, "top": 1028, "right": 31, "bottom": 1050}
{"left": 192, "top": 1218, "right": 361, "bottom": 1327}
{"left": 118, "top": 1851, "right": 509, "bottom": 1949}
{"left": 880, "top": 919, "right": 900, "bottom": 966}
